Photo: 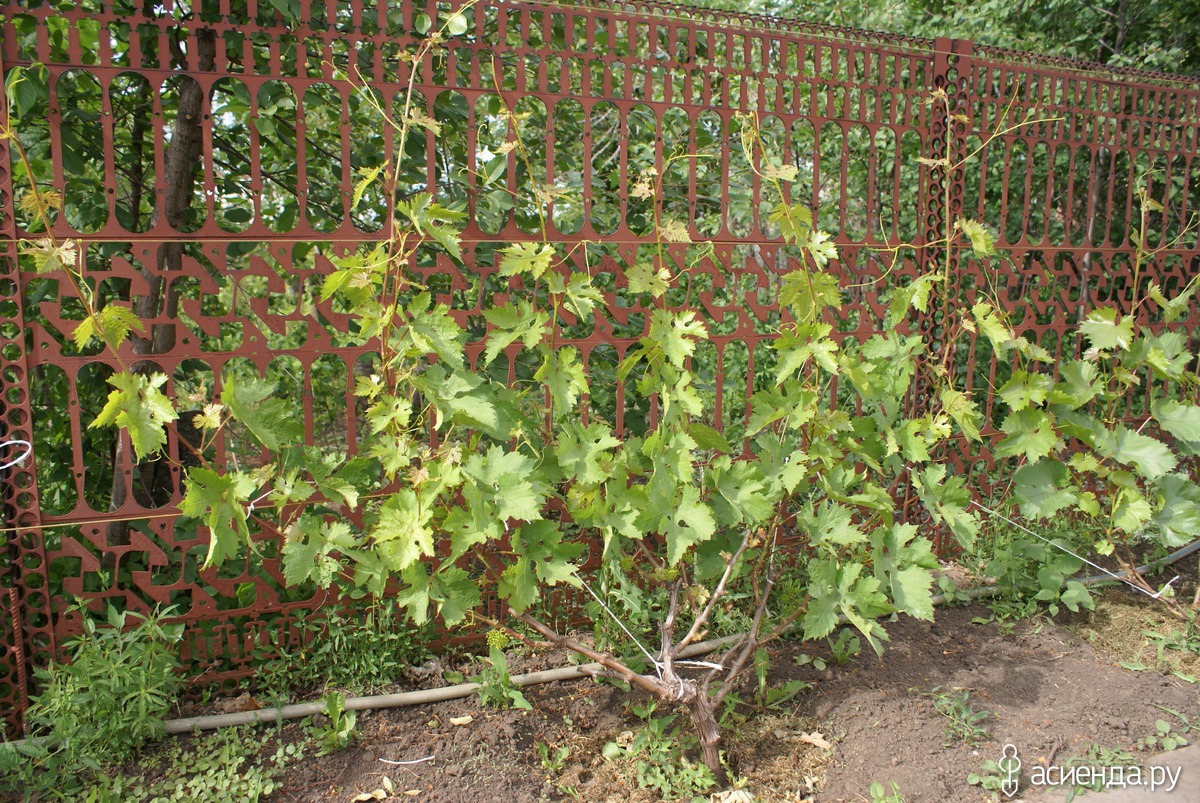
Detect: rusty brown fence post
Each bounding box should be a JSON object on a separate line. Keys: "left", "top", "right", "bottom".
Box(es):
{"left": 0, "top": 43, "right": 54, "bottom": 737}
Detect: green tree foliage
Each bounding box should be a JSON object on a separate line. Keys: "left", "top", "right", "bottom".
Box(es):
{"left": 695, "top": 0, "right": 1200, "bottom": 76}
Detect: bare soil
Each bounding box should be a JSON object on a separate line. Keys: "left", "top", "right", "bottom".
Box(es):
{"left": 251, "top": 590, "right": 1200, "bottom": 802}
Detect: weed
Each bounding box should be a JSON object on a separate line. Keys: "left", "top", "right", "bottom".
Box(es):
{"left": 828, "top": 629, "right": 862, "bottom": 666}
{"left": 1059, "top": 744, "right": 1140, "bottom": 800}
{"left": 536, "top": 741, "right": 571, "bottom": 773}
{"left": 476, "top": 646, "right": 532, "bottom": 711}
{"left": 91, "top": 726, "right": 302, "bottom": 802}
{"left": 309, "top": 690, "right": 358, "bottom": 755}
{"left": 1138, "top": 718, "right": 1189, "bottom": 751}
{"left": 0, "top": 605, "right": 183, "bottom": 799}
{"left": 924, "top": 686, "right": 990, "bottom": 747}
{"left": 968, "top": 757, "right": 1018, "bottom": 801}
{"left": 251, "top": 600, "right": 431, "bottom": 699}
{"left": 602, "top": 700, "right": 719, "bottom": 800}
{"left": 969, "top": 519, "right": 1097, "bottom": 620}
{"left": 752, "top": 648, "right": 810, "bottom": 710}
{"left": 1145, "top": 623, "right": 1200, "bottom": 662}
{"left": 795, "top": 653, "right": 828, "bottom": 672}
{"left": 1137, "top": 706, "right": 1196, "bottom": 752}
{"left": 936, "top": 574, "right": 972, "bottom": 606}
{"left": 869, "top": 780, "right": 905, "bottom": 802}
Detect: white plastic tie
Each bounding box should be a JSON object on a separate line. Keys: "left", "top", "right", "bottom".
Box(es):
{"left": 244, "top": 489, "right": 272, "bottom": 520}
{"left": 676, "top": 659, "right": 725, "bottom": 671}
{"left": 0, "top": 440, "right": 32, "bottom": 471}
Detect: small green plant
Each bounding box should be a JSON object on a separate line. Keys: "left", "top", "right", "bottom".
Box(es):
{"left": 935, "top": 574, "right": 971, "bottom": 606}
{"left": 794, "top": 652, "right": 828, "bottom": 672}
{"left": 968, "top": 759, "right": 1012, "bottom": 801}
{"left": 0, "top": 605, "right": 183, "bottom": 799}
{"left": 1060, "top": 744, "right": 1140, "bottom": 800}
{"left": 751, "top": 648, "right": 809, "bottom": 710}
{"left": 869, "top": 780, "right": 905, "bottom": 802}
{"left": 86, "top": 726, "right": 303, "bottom": 802}
{"left": 251, "top": 600, "right": 431, "bottom": 700}
{"left": 476, "top": 646, "right": 532, "bottom": 711}
{"left": 828, "top": 629, "right": 862, "bottom": 665}
{"left": 602, "top": 701, "right": 718, "bottom": 800}
{"left": 536, "top": 741, "right": 571, "bottom": 773}
{"left": 1138, "top": 718, "right": 1188, "bottom": 751}
{"left": 309, "top": 691, "right": 358, "bottom": 755}
{"left": 970, "top": 520, "right": 1096, "bottom": 621}
{"left": 925, "top": 686, "right": 990, "bottom": 747}
{"left": 1145, "top": 623, "right": 1200, "bottom": 662}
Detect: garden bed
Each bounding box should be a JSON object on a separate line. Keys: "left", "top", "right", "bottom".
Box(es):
{"left": 175, "top": 590, "right": 1200, "bottom": 802}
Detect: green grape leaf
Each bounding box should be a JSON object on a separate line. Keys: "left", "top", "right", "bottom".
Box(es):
{"left": 73, "top": 304, "right": 145, "bottom": 351}
{"left": 971, "top": 302, "right": 1017, "bottom": 357}
{"left": 892, "top": 565, "right": 935, "bottom": 621}
{"left": 513, "top": 520, "right": 585, "bottom": 587}
{"left": 498, "top": 557, "right": 538, "bottom": 614}
{"left": 940, "top": 388, "right": 982, "bottom": 442}
{"left": 1112, "top": 490, "right": 1153, "bottom": 534}
{"left": 499, "top": 242, "right": 555, "bottom": 279}
{"left": 688, "top": 422, "right": 732, "bottom": 455}
{"left": 912, "top": 465, "right": 979, "bottom": 549}
{"left": 998, "top": 370, "right": 1055, "bottom": 412}
{"left": 1048, "top": 360, "right": 1101, "bottom": 409}
{"left": 1153, "top": 475, "right": 1200, "bottom": 547}
{"left": 535, "top": 345, "right": 587, "bottom": 418}
{"left": 625, "top": 260, "right": 671, "bottom": 297}
{"left": 220, "top": 375, "right": 301, "bottom": 451}
{"left": 780, "top": 270, "right": 841, "bottom": 322}
{"left": 1095, "top": 426, "right": 1177, "bottom": 480}
{"left": 180, "top": 467, "right": 257, "bottom": 568}
{"left": 482, "top": 300, "right": 549, "bottom": 366}
{"left": 557, "top": 421, "right": 621, "bottom": 485}
{"left": 561, "top": 273, "right": 604, "bottom": 321}
{"left": 1079, "top": 308, "right": 1134, "bottom": 352}
{"left": 664, "top": 487, "right": 716, "bottom": 566}
{"left": 1153, "top": 400, "right": 1200, "bottom": 445}
{"left": 995, "top": 408, "right": 1062, "bottom": 462}
{"left": 403, "top": 292, "right": 467, "bottom": 371}
{"left": 1013, "top": 461, "right": 1078, "bottom": 519}
{"left": 1147, "top": 281, "right": 1197, "bottom": 324}
{"left": 396, "top": 193, "right": 465, "bottom": 260}
{"left": 431, "top": 566, "right": 480, "bottom": 625}
{"left": 370, "top": 489, "right": 434, "bottom": 571}
{"left": 646, "top": 309, "right": 707, "bottom": 368}
{"left": 958, "top": 218, "right": 996, "bottom": 258}
{"left": 886, "top": 273, "right": 942, "bottom": 329}
{"left": 394, "top": 563, "right": 432, "bottom": 623}
{"left": 767, "top": 201, "right": 814, "bottom": 244}
{"left": 90, "top": 371, "right": 178, "bottom": 460}
{"left": 463, "top": 445, "right": 547, "bottom": 523}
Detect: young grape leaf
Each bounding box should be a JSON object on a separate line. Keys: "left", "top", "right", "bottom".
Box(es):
{"left": 90, "top": 371, "right": 178, "bottom": 460}
{"left": 180, "top": 467, "right": 257, "bottom": 568}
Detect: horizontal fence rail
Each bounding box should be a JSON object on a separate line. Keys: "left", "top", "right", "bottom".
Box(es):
{"left": 0, "top": 0, "right": 1198, "bottom": 737}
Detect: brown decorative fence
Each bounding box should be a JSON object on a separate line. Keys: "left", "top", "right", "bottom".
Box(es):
{"left": 1, "top": 0, "right": 1198, "bottom": 738}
